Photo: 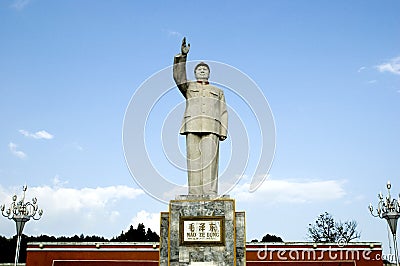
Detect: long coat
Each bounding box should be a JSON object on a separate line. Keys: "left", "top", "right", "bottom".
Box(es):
{"left": 173, "top": 54, "right": 228, "bottom": 138}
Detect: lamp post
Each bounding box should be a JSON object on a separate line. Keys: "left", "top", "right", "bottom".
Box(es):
{"left": 369, "top": 181, "right": 400, "bottom": 266}
{"left": 1, "top": 185, "right": 43, "bottom": 266}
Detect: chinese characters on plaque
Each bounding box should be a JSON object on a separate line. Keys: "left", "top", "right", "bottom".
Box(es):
{"left": 180, "top": 217, "right": 224, "bottom": 245}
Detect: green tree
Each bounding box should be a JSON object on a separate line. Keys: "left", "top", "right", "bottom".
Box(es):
{"left": 307, "top": 212, "right": 360, "bottom": 243}
{"left": 111, "top": 223, "right": 159, "bottom": 242}
{"left": 0, "top": 235, "right": 15, "bottom": 262}
{"left": 146, "top": 228, "right": 160, "bottom": 242}
{"left": 261, "top": 234, "right": 283, "bottom": 242}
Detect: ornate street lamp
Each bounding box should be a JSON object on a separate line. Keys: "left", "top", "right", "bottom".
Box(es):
{"left": 369, "top": 181, "right": 400, "bottom": 266}
{"left": 1, "top": 185, "right": 43, "bottom": 266}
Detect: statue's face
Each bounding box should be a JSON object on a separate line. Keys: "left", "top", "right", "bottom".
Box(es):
{"left": 195, "top": 65, "right": 210, "bottom": 80}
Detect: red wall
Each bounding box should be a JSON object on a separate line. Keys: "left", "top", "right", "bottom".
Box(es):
{"left": 26, "top": 242, "right": 383, "bottom": 266}
{"left": 26, "top": 243, "right": 159, "bottom": 266}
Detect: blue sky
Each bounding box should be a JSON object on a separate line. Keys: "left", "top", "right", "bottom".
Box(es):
{"left": 0, "top": 0, "right": 399, "bottom": 254}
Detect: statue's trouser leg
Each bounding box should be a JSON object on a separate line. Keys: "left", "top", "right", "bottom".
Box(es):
{"left": 201, "top": 134, "right": 219, "bottom": 195}
{"left": 186, "top": 133, "right": 219, "bottom": 195}
{"left": 186, "top": 133, "right": 203, "bottom": 195}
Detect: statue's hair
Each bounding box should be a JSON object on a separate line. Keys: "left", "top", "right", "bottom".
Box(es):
{"left": 194, "top": 62, "right": 210, "bottom": 73}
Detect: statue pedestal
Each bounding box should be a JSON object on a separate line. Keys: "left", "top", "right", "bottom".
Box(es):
{"left": 160, "top": 195, "right": 246, "bottom": 266}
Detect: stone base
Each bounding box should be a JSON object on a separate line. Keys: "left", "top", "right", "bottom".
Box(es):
{"left": 160, "top": 195, "right": 246, "bottom": 266}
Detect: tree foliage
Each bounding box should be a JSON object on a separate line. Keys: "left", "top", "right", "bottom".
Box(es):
{"left": 111, "top": 223, "right": 159, "bottom": 242}
{"left": 307, "top": 212, "right": 361, "bottom": 243}
{"left": 0, "top": 223, "right": 159, "bottom": 263}
{"left": 251, "top": 234, "right": 283, "bottom": 243}
{"left": 261, "top": 234, "right": 283, "bottom": 242}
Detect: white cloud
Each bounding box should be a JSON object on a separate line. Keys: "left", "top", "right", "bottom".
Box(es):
{"left": 164, "top": 29, "right": 182, "bottom": 37}
{"left": 10, "top": 0, "right": 31, "bottom": 10}
{"left": 129, "top": 210, "right": 160, "bottom": 234}
{"left": 169, "top": 31, "right": 181, "bottom": 37}
{"left": 19, "top": 129, "right": 54, "bottom": 140}
{"left": 357, "top": 66, "right": 366, "bottom": 73}
{"left": 0, "top": 184, "right": 145, "bottom": 237}
{"left": 376, "top": 56, "right": 400, "bottom": 75}
{"left": 8, "top": 142, "right": 27, "bottom": 159}
{"left": 230, "top": 178, "right": 346, "bottom": 204}
{"left": 31, "top": 185, "right": 144, "bottom": 212}
{"left": 52, "top": 175, "right": 69, "bottom": 188}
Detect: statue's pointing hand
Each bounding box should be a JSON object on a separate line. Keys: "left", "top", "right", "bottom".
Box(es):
{"left": 181, "top": 37, "right": 190, "bottom": 55}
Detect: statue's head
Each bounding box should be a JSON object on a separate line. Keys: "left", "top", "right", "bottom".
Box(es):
{"left": 194, "top": 62, "right": 210, "bottom": 81}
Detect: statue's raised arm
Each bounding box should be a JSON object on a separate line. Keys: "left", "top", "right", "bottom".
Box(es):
{"left": 173, "top": 37, "right": 189, "bottom": 91}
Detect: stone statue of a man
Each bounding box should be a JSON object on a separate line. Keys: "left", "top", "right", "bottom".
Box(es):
{"left": 173, "top": 37, "right": 228, "bottom": 195}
